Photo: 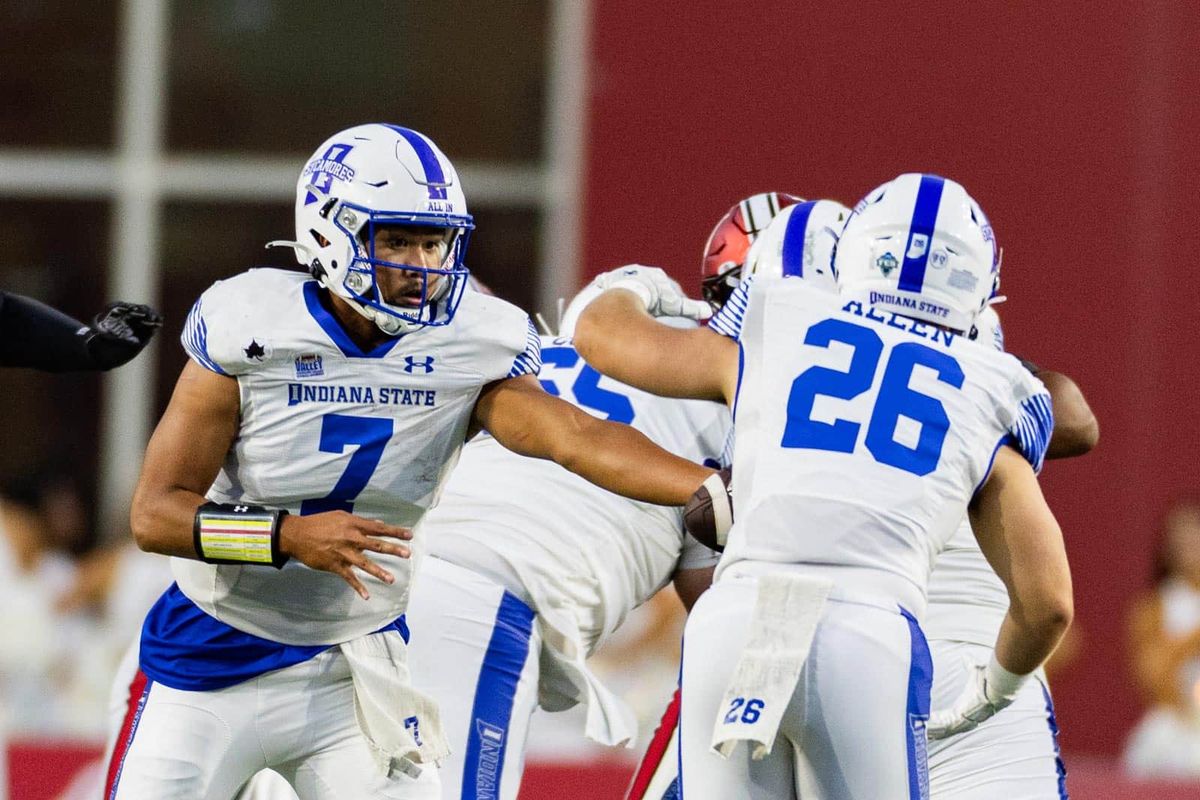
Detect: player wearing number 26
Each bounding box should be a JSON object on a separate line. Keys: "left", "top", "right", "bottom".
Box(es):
{"left": 574, "top": 174, "right": 1073, "bottom": 800}
{"left": 104, "top": 124, "right": 713, "bottom": 800}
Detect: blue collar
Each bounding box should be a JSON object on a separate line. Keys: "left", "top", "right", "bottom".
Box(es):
{"left": 303, "top": 281, "right": 404, "bottom": 359}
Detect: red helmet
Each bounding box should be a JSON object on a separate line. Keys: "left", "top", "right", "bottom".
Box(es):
{"left": 701, "top": 192, "right": 804, "bottom": 309}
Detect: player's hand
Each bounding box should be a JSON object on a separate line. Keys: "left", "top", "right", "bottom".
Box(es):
{"left": 277, "top": 511, "right": 413, "bottom": 601}
{"left": 85, "top": 301, "right": 164, "bottom": 369}
{"left": 927, "top": 656, "right": 1027, "bottom": 739}
{"left": 592, "top": 265, "right": 712, "bottom": 320}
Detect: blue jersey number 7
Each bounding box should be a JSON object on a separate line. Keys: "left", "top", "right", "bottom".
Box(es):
{"left": 300, "top": 413, "right": 395, "bottom": 515}
{"left": 781, "top": 319, "right": 964, "bottom": 476}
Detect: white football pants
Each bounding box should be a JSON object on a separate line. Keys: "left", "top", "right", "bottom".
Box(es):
{"left": 406, "top": 556, "right": 541, "bottom": 800}
{"left": 927, "top": 641, "right": 1067, "bottom": 799}
{"left": 104, "top": 646, "right": 440, "bottom": 799}
{"left": 679, "top": 574, "right": 932, "bottom": 800}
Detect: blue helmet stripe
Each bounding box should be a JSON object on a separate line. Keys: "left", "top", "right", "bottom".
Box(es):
{"left": 898, "top": 175, "right": 945, "bottom": 293}
{"left": 781, "top": 201, "right": 817, "bottom": 277}
{"left": 383, "top": 125, "right": 448, "bottom": 200}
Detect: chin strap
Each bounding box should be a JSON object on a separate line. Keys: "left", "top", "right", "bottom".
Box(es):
{"left": 265, "top": 239, "right": 317, "bottom": 265}
{"left": 369, "top": 306, "right": 409, "bottom": 336}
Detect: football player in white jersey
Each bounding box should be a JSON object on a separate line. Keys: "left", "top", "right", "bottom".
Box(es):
{"left": 924, "top": 305, "right": 1096, "bottom": 800}
{"left": 624, "top": 193, "right": 843, "bottom": 800}
{"left": 627, "top": 201, "right": 1098, "bottom": 800}
{"left": 398, "top": 291, "right": 729, "bottom": 800}
{"left": 103, "top": 123, "right": 715, "bottom": 800}
{"left": 574, "top": 173, "right": 1074, "bottom": 799}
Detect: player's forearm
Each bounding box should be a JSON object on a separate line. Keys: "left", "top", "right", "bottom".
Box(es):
{"left": 554, "top": 416, "right": 714, "bottom": 506}
{"left": 130, "top": 485, "right": 212, "bottom": 559}
{"left": 574, "top": 291, "right": 665, "bottom": 386}
{"left": 574, "top": 290, "right": 724, "bottom": 401}
{"left": 0, "top": 291, "right": 97, "bottom": 371}
{"left": 990, "top": 548, "right": 1073, "bottom": 675}
{"left": 993, "top": 594, "right": 1073, "bottom": 675}
{"left": 1038, "top": 369, "right": 1099, "bottom": 459}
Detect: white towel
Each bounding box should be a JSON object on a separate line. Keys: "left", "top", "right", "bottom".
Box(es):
{"left": 536, "top": 608, "right": 640, "bottom": 747}
{"left": 710, "top": 573, "right": 833, "bottom": 760}
{"left": 339, "top": 629, "right": 450, "bottom": 779}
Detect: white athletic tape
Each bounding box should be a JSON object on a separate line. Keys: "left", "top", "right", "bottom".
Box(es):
{"left": 701, "top": 471, "right": 733, "bottom": 547}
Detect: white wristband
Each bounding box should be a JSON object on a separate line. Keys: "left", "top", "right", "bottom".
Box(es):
{"left": 983, "top": 653, "right": 1028, "bottom": 705}
{"left": 700, "top": 470, "right": 734, "bottom": 546}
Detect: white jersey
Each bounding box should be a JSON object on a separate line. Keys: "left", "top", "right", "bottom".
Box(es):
{"left": 716, "top": 276, "right": 1053, "bottom": 616}
{"left": 925, "top": 307, "right": 1016, "bottom": 644}
{"left": 925, "top": 518, "right": 1010, "bottom": 644}
{"left": 173, "top": 268, "right": 539, "bottom": 645}
{"left": 423, "top": 334, "right": 729, "bottom": 655}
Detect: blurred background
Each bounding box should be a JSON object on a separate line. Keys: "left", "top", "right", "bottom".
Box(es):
{"left": 0, "top": 1, "right": 1197, "bottom": 797}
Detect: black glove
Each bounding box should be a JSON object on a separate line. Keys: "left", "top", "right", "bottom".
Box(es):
{"left": 84, "top": 302, "right": 164, "bottom": 369}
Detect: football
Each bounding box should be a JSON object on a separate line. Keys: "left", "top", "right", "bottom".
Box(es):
{"left": 683, "top": 467, "right": 734, "bottom": 552}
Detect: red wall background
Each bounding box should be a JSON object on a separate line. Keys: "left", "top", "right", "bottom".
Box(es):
{"left": 583, "top": 2, "right": 1199, "bottom": 757}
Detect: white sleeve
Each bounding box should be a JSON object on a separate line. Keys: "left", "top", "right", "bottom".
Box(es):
{"left": 706, "top": 275, "right": 754, "bottom": 340}
{"left": 1008, "top": 390, "right": 1054, "bottom": 473}
{"left": 507, "top": 317, "right": 542, "bottom": 378}
{"left": 180, "top": 295, "right": 231, "bottom": 376}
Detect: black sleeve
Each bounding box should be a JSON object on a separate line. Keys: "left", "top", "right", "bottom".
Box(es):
{"left": 1016, "top": 356, "right": 1040, "bottom": 376}
{"left": 0, "top": 291, "right": 99, "bottom": 371}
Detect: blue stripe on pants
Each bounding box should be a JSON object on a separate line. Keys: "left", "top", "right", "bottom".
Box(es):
{"left": 462, "top": 591, "right": 535, "bottom": 800}
{"left": 1040, "top": 681, "right": 1070, "bottom": 799}
{"left": 900, "top": 607, "right": 932, "bottom": 800}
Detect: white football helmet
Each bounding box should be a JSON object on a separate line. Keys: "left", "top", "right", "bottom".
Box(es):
{"left": 742, "top": 199, "right": 850, "bottom": 293}
{"left": 835, "top": 173, "right": 997, "bottom": 333}
{"left": 971, "top": 304, "right": 1005, "bottom": 352}
{"left": 269, "top": 123, "right": 474, "bottom": 335}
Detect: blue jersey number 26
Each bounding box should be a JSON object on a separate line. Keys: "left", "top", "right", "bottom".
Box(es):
{"left": 780, "top": 319, "right": 964, "bottom": 476}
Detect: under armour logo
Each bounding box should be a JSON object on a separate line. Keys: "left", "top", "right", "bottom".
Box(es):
{"left": 234, "top": 505, "right": 248, "bottom": 513}
{"left": 404, "top": 355, "right": 435, "bottom": 374}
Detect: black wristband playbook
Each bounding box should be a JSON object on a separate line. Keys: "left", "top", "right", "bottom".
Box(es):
{"left": 193, "top": 502, "right": 289, "bottom": 568}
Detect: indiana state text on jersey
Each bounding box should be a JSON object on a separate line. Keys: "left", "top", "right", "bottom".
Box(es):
{"left": 287, "top": 383, "right": 438, "bottom": 407}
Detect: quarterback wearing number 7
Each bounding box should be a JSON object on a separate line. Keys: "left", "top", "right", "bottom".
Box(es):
{"left": 104, "top": 123, "right": 713, "bottom": 800}
{"left": 574, "top": 174, "right": 1073, "bottom": 799}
